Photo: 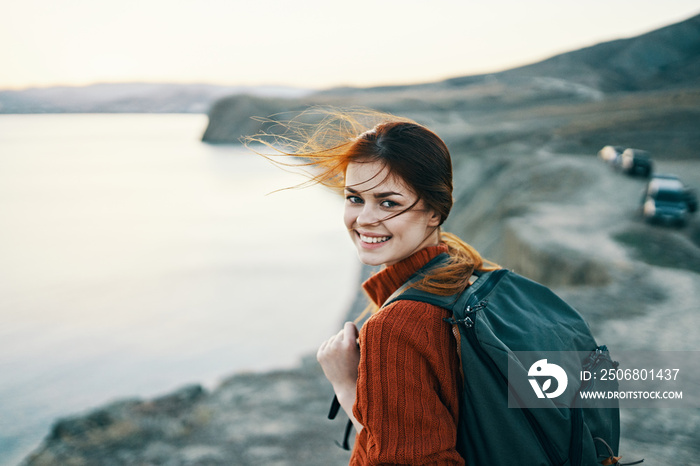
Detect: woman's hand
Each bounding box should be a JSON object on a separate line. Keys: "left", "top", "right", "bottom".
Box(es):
{"left": 317, "top": 321, "right": 360, "bottom": 389}
{"left": 317, "top": 322, "right": 363, "bottom": 432}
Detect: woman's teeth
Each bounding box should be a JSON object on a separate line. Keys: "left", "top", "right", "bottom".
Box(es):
{"left": 360, "top": 234, "right": 390, "bottom": 244}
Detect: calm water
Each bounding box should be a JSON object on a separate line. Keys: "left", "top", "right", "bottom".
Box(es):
{"left": 0, "top": 114, "right": 358, "bottom": 464}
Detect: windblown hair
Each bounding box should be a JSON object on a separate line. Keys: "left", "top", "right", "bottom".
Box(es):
{"left": 244, "top": 107, "right": 499, "bottom": 315}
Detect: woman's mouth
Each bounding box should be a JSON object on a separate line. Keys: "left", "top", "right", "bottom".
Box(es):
{"left": 358, "top": 233, "right": 391, "bottom": 245}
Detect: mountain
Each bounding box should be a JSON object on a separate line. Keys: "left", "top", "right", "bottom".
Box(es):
{"left": 0, "top": 83, "right": 312, "bottom": 114}
{"left": 202, "top": 12, "right": 700, "bottom": 158}
{"left": 328, "top": 12, "right": 700, "bottom": 96}
{"left": 477, "top": 11, "right": 700, "bottom": 92}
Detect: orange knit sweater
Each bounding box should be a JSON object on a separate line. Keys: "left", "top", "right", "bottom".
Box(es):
{"left": 350, "top": 244, "right": 464, "bottom": 466}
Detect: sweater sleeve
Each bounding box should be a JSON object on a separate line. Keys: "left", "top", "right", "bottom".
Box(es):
{"left": 351, "top": 301, "right": 464, "bottom": 466}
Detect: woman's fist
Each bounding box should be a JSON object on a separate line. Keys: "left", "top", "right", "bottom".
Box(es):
{"left": 317, "top": 322, "right": 360, "bottom": 390}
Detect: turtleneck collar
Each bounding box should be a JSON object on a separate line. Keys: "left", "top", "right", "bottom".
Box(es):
{"left": 362, "top": 244, "right": 448, "bottom": 307}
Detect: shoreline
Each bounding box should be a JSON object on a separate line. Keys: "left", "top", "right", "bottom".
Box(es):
{"left": 20, "top": 265, "right": 376, "bottom": 466}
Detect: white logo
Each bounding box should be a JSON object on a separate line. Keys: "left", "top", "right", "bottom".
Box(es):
{"left": 528, "top": 359, "right": 568, "bottom": 399}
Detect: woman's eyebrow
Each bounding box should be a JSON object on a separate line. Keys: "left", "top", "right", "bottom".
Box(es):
{"left": 374, "top": 191, "right": 403, "bottom": 199}
{"left": 344, "top": 187, "right": 404, "bottom": 198}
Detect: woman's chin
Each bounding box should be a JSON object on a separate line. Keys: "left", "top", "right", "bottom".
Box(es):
{"left": 355, "top": 250, "right": 386, "bottom": 267}
{"left": 357, "top": 255, "right": 384, "bottom": 267}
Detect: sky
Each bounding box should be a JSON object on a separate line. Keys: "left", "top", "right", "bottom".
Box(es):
{"left": 1, "top": 0, "right": 699, "bottom": 91}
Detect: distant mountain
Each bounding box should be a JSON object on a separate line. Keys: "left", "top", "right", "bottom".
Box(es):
{"left": 202, "top": 12, "right": 700, "bottom": 156}
{"left": 6, "top": 13, "right": 697, "bottom": 117}
{"left": 454, "top": 11, "right": 700, "bottom": 93}
{"left": 330, "top": 12, "right": 700, "bottom": 96}
{"left": 0, "top": 83, "right": 313, "bottom": 114}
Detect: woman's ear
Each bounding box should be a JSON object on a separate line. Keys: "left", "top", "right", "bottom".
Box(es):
{"left": 427, "top": 210, "right": 441, "bottom": 227}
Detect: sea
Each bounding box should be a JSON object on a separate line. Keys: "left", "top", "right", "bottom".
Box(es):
{"left": 0, "top": 114, "right": 359, "bottom": 465}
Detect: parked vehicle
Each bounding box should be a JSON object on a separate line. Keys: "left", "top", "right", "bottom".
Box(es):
{"left": 642, "top": 176, "right": 690, "bottom": 226}
{"left": 642, "top": 189, "right": 688, "bottom": 226}
{"left": 620, "top": 148, "right": 652, "bottom": 177}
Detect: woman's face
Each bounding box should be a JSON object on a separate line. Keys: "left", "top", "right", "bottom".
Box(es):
{"left": 344, "top": 160, "right": 441, "bottom": 267}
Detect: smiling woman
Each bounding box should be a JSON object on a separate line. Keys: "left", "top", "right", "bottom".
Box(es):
{"left": 245, "top": 108, "right": 499, "bottom": 464}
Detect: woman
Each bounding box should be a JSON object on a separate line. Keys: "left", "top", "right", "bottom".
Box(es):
{"left": 248, "top": 110, "right": 497, "bottom": 465}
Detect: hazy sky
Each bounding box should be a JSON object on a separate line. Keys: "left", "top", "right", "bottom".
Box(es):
{"left": 2, "top": 0, "right": 699, "bottom": 91}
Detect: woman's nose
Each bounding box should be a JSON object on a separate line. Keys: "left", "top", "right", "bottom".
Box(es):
{"left": 356, "top": 204, "right": 381, "bottom": 226}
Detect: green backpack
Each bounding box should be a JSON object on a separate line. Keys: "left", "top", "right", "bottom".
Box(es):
{"left": 382, "top": 253, "right": 634, "bottom": 466}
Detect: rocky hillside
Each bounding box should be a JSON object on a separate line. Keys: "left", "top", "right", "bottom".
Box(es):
{"left": 201, "top": 12, "right": 700, "bottom": 156}
{"left": 446, "top": 11, "right": 700, "bottom": 93}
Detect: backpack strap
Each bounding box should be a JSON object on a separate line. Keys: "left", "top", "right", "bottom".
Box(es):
{"left": 384, "top": 252, "right": 508, "bottom": 320}
{"left": 327, "top": 397, "right": 353, "bottom": 450}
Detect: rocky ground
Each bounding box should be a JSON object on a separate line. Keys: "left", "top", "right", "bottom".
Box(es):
{"left": 21, "top": 360, "right": 350, "bottom": 466}
{"left": 21, "top": 142, "right": 700, "bottom": 465}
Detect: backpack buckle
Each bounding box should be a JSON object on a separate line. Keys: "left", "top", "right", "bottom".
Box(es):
{"left": 443, "top": 300, "right": 488, "bottom": 328}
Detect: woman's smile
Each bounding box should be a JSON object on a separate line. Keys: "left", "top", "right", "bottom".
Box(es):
{"left": 357, "top": 231, "right": 392, "bottom": 247}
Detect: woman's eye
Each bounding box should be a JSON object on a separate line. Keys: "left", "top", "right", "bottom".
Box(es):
{"left": 346, "top": 195, "right": 363, "bottom": 204}
{"left": 380, "top": 200, "right": 399, "bottom": 208}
